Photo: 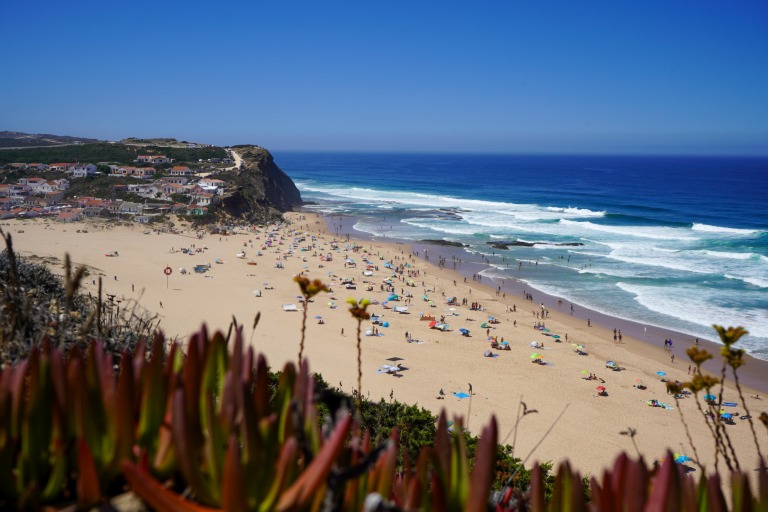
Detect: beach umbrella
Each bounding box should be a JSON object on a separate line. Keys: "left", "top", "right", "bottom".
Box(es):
{"left": 674, "top": 455, "right": 691, "bottom": 464}
{"left": 704, "top": 394, "right": 716, "bottom": 401}
{"left": 552, "top": 335, "right": 561, "bottom": 339}
{"left": 459, "top": 328, "right": 470, "bottom": 334}
{"left": 500, "top": 341, "right": 509, "bottom": 346}
{"left": 481, "top": 323, "right": 489, "bottom": 328}
{"left": 382, "top": 322, "right": 389, "bottom": 328}
{"left": 530, "top": 353, "right": 541, "bottom": 359}
{"left": 721, "top": 413, "right": 733, "bottom": 419}
{"left": 530, "top": 341, "right": 538, "bottom": 347}
{"left": 596, "top": 386, "right": 606, "bottom": 391}
{"left": 314, "top": 315, "right": 322, "bottom": 319}
{"left": 429, "top": 321, "right": 437, "bottom": 328}
{"left": 581, "top": 370, "right": 590, "bottom": 375}
{"left": 656, "top": 371, "right": 666, "bottom": 377}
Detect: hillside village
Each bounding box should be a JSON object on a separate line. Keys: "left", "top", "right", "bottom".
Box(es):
{"left": 0, "top": 151, "right": 236, "bottom": 222}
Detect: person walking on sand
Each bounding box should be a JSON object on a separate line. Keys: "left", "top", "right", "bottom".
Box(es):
{"left": 671, "top": 354, "right": 675, "bottom": 364}
{"left": 468, "top": 383, "right": 473, "bottom": 395}
{"left": 341, "top": 328, "right": 344, "bottom": 336}
{"left": 587, "top": 318, "right": 591, "bottom": 327}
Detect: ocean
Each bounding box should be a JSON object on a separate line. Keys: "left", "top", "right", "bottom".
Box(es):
{"left": 274, "top": 152, "right": 768, "bottom": 359}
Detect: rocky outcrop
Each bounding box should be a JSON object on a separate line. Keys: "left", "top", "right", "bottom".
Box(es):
{"left": 487, "top": 240, "right": 585, "bottom": 250}
{"left": 219, "top": 146, "right": 302, "bottom": 222}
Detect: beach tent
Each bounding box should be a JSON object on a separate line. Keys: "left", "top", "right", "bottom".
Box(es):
{"left": 282, "top": 304, "right": 298, "bottom": 312}
{"left": 252, "top": 290, "right": 262, "bottom": 297}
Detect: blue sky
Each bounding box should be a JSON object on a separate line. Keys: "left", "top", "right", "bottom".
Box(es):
{"left": 2, "top": 1, "right": 767, "bottom": 154}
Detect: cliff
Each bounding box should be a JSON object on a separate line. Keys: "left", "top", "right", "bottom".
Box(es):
{"left": 219, "top": 146, "right": 302, "bottom": 222}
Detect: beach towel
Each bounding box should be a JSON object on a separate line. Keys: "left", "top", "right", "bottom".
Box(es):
{"left": 722, "top": 402, "right": 738, "bottom": 407}
{"left": 453, "top": 392, "right": 471, "bottom": 399}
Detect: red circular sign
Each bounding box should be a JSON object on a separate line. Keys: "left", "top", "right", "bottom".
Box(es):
{"left": 164, "top": 266, "right": 173, "bottom": 276}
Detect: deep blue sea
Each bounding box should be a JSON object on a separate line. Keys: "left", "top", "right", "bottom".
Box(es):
{"left": 274, "top": 152, "right": 768, "bottom": 359}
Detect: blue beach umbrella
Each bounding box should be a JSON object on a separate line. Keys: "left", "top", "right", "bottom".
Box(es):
{"left": 459, "top": 328, "right": 469, "bottom": 334}
{"left": 721, "top": 413, "right": 733, "bottom": 419}
{"left": 674, "top": 455, "right": 691, "bottom": 464}
{"left": 656, "top": 371, "right": 666, "bottom": 377}
{"left": 704, "top": 394, "right": 716, "bottom": 401}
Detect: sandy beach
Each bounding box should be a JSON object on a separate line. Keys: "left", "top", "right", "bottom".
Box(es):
{"left": 4, "top": 212, "right": 766, "bottom": 479}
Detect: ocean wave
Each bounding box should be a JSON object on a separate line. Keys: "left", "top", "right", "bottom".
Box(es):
{"left": 400, "top": 219, "right": 484, "bottom": 236}
{"left": 691, "top": 223, "right": 761, "bottom": 236}
{"left": 559, "top": 220, "right": 695, "bottom": 240}
{"left": 300, "top": 182, "right": 607, "bottom": 223}
{"left": 700, "top": 250, "right": 759, "bottom": 261}
{"left": 544, "top": 206, "right": 606, "bottom": 217}
{"left": 616, "top": 282, "right": 768, "bottom": 340}
{"left": 725, "top": 274, "right": 768, "bottom": 288}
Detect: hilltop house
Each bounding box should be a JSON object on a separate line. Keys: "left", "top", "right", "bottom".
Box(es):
{"left": 127, "top": 184, "right": 161, "bottom": 199}
{"left": 137, "top": 155, "right": 169, "bottom": 164}
{"left": 71, "top": 163, "right": 98, "bottom": 178}
{"left": 118, "top": 201, "right": 143, "bottom": 216}
{"left": 198, "top": 178, "right": 226, "bottom": 195}
{"left": 49, "top": 163, "right": 76, "bottom": 172}
{"left": 57, "top": 211, "right": 82, "bottom": 222}
{"left": 157, "top": 176, "right": 188, "bottom": 186}
{"left": 169, "top": 166, "right": 194, "bottom": 176}
{"left": 113, "top": 166, "right": 157, "bottom": 179}
{"left": 52, "top": 178, "right": 70, "bottom": 190}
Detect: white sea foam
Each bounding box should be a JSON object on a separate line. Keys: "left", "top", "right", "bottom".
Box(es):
{"left": 478, "top": 267, "right": 512, "bottom": 280}
{"left": 616, "top": 282, "right": 768, "bottom": 339}
{"left": 692, "top": 223, "right": 761, "bottom": 236}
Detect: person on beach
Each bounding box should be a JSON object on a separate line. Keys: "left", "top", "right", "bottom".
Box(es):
{"left": 587, "top": 318, "right": 591, "bottom": 327}
{"left": 468, "top": 383, "right": 473, "bottom": 395}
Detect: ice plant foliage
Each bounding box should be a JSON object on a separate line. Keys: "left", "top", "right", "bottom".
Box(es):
{"left": 1, "top": 317, "right": 767, "bottom": 509}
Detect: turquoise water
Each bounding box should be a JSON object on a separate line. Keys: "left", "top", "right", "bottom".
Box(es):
{"left": 275, "top": 152, "right": 768, "bottom": 359}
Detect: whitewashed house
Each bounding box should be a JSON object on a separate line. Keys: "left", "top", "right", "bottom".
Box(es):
{"left": 71, "top": 163, "right": 98, "bottom": 178}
